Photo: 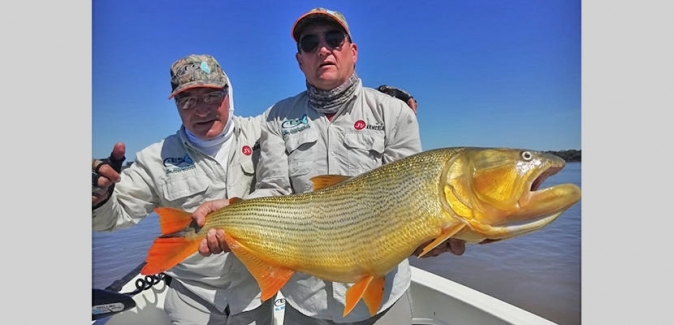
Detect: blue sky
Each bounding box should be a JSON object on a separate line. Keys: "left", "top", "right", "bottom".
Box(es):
{"left": 92, "top": 0, "right": 580, "bottom": 159}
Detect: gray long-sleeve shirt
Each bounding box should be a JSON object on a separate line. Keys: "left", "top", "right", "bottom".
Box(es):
{"left": 92, "top": 116, "right": 264, "bottom": 315}
{"left": 248, "top": 79, "right": 422, "bottom": 322}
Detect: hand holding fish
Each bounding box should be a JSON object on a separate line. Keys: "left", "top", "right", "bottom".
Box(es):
{"left": 92, "top": 142, "right": 126, "bottom": 208}
{"left": 192, "top": 198, "right": 232, "bottom": 256}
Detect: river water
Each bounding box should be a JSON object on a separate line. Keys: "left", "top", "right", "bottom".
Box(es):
{"left": 92, "top": 162, "right": 581, "bottom": 325}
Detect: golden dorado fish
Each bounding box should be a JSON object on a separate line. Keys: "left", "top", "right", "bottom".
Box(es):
{"left": 140, "top": 147, "right": 581, "bottom": 317}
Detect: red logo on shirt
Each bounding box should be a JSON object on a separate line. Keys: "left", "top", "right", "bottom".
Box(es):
{"left": 242, "top": 145, "right": 252, "bottom": 156}
{"left": 354, "top": 120, "right": 366, "bottom": 130}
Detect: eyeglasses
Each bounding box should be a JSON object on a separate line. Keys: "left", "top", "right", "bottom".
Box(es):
{"left": 299, "top": 30, "right": 347, "bottom": 53}
{"left": 176, "top": 90, "right": 227, "bottom": 110}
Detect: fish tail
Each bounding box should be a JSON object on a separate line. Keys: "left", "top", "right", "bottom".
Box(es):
{"left": 140, "top": 207, "right": 202, "bottom": 275}
{"left": 154, "top": 207, "right": 194, "bottom": 235}
{"left": 140, "top": 236, "right": 201, "bottom": 275}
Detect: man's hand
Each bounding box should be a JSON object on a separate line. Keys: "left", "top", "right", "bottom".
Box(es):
{"left": 192, "top": 199, "right": 232, "bottom": 256}
{"left": 92, "top": 142, "right": 126, "bottom": 208}
{"left": 413, "top": 238, "right": 466, "bottom": 258}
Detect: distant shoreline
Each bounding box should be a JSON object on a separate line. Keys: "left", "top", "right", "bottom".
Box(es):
{"left": 545, "top": 149, "right": 581, "bottom": 162}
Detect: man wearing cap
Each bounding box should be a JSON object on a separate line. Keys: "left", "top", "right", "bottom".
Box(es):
{"left": 91, "top": 54, "right": 272, "bottom": 324}
{"left": 192, "top": 7, "right": 467, "bottom": 325}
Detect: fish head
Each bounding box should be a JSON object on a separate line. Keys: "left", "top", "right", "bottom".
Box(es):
{"left": 442, "top": 148, "right": 581, "bottom": 242}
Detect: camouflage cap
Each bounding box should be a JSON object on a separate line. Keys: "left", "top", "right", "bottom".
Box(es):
{"left": 168, "top": 54, "right": 229, "bottom": 99}
{"left": 291, "top": 8, "right": 352, "bottom": 42}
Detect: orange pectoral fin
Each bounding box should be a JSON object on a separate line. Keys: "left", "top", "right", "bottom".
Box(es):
{"left": 344, "top": 275, "right": 385, "bottom": 317}
{"left": 154, "top": 207, "right": 194, "bottom": 235}
{"left": 223, "top": 233, "right": 294, "bottom": 301}
{"left": 418, "top": 223, "right": 466, "bottom": 258}
{"left": 140, "top": 236, "right": 201, "bottom": 275}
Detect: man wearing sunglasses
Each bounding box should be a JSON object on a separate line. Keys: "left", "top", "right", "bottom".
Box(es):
{"left": 91, "top": 54, "right": 274, "bottom": 325}
{"left": 192, "top": 7, "right": 467, "bottom": 325}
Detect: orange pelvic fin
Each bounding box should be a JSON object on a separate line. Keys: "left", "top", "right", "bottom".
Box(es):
{"left": 418, "top": 223, "right": 466, "bottom": 257}
{"left": 344, "top": 275, "right": 385, "bottom": 317}
{"left": 310, "top": 175, "right": 351, "bottom": 191}
{"left": 154, "top": 207, "right": 194, "bottom": 235}
{"left": 344, "top": 275, "right": 386, "bottom": 317}
{"left": 223, "top": 232, "right": 294, "bottom": 301}
{"left": 140, "top": 236, "right": 201, "bottom": 275}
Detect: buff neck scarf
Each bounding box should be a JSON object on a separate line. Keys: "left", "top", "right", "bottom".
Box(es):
{"left": 185, "top": 117, "right": 233, "bottom": 164}
{"left": 306, "top": 72, "right": 359, "bottom": 114}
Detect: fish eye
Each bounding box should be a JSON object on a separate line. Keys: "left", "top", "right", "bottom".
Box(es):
{"left": 521, "top": 151, "right": 533, "bottom": 161}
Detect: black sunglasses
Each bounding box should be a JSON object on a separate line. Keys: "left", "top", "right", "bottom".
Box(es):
{"left": 299, "top": 30, "right": 347, "bottom": 53}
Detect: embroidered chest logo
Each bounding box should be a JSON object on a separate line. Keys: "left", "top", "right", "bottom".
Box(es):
{"left": 163, "top": 154, "right": 195, "bottom": 174}
{"left": 354, "top": 120, "right": 385, "bottom": 131}
{"left": 242, "top": 145, "right": 252, "bottom": 156}
{"left": 282, "top": 114, "right": 310, "bottom": 135}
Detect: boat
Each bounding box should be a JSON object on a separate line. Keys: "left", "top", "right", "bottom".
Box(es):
{"left": 92, "top": 262, "right": 558, "bottom": 325}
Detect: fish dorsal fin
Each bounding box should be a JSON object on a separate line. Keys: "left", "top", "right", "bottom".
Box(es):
{"left": 310, "top": 175, "right": 351, "bottom": 191}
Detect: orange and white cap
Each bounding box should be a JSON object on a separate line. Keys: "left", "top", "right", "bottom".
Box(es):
{"left": 291, "top": 8, "right": 352, "bottom": 42}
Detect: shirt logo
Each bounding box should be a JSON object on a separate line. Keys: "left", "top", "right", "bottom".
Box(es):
{"left": 163, "top": 154, "right": 195, "bottom": 174}
{"left": 282, "top": 114, "right": 311, "bottom": 135}
{"left": 354, "top": 120, "right": 385, "bottom": 131}
{"left": 367, "top": 123, "right": 385, "bottom": 131}
{"left": 242, "top": 145, "right": 252, "bottom": 156}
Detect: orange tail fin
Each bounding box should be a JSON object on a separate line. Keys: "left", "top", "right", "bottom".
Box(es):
{"left": 154, "top": 207, "right": 194, "bottom": 235}
{"left": 140, "top": 236, "right": 201, "bottom": 275}
{"left": 141, "top": 207, "right": 202, "bottom": 275}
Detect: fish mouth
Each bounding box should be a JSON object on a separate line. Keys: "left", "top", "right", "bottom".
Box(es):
{"left": 529, "top": 164, "right": 562, "bottom": 192}
{"left": 476, "top": 162, "right": 580, "bottom": 242}
{"left": 494, "top": 164, "right": 581, "bottom": 238}
{"left": 443, "top": 149, "right": 581, "bottom": 244}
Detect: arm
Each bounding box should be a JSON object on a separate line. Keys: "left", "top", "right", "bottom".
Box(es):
{"left": 92, "top": 150, "right": 158, "bottom": 232}
{"left": 382, "top": 100, "right": 423, "bottom": 163}
{"left": 246, "top": 107, "right": 293, "bottom": 199}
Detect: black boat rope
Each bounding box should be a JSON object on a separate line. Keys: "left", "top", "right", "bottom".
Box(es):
{"left": 104, "top": 261, "right": 167, "bottom": 296}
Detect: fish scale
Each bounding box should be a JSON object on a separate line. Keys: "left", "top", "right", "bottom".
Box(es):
{"left": 198, "top": 148, "right": 459, "bottom": 281}
{"left": 141, "top": 147, "right": 581, "bottom": 317}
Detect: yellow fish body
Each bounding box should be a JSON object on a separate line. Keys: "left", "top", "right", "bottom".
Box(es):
{"left": 141, "top": 147, "right": 581, "bottom": 317}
